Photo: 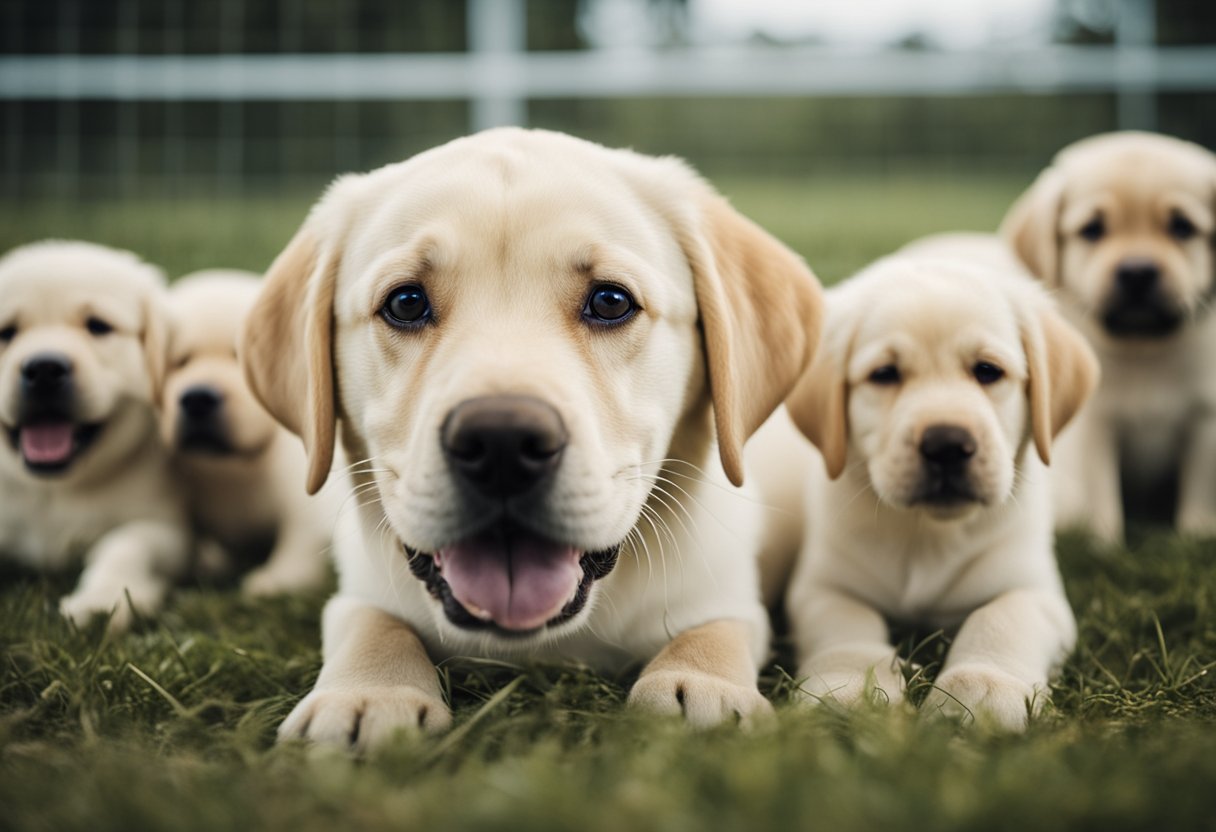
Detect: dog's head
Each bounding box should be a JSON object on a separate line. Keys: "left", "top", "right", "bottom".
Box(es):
{"left": 788, "top": 257, "right": 1097, "bottom": 520}
{"left": 161, "top": 271, "right": 278, "bottom": 460}
{"left": 1002, "top": 131, "right": 1216, "bottom": 345}
{"left": 241, "top": 128, "right": 822, "bottom": 640}
{"left": 0, "top": 241, "right": 169, "bottom": 481}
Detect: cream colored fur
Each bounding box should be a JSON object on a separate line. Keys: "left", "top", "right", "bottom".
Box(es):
{"left": 0, "top": 241, "right": 190, "bottom": 631}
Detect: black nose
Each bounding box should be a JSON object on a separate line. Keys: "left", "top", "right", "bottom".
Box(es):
{"left": 21, "top": 353, "right": 73, "bottom": 394}
{"left": 441, "top": 395, "right": 568, "bottom": 499}
{"left": 1116, "top": 258, "right": 1160, "bottom": 296}
{"left": 180, "top": 385, "right": 223, "bottom": 420}
{"left": 919, "top": 424, "right": 977, "bottom": 468}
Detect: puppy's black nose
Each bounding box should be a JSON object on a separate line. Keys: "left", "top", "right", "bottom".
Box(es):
{"left": 180, "top": 385, "right": 223, "bottom": 420}
{"left": 442, "top": 395, "right": 568, "bottom": 499}
{"left": 1116, "top": 258, "right": 1160, "bottom": 296}
{"left": 21, "top": 353, "right": 73, "bottom": 394}
{"left": 919, "top": 425, "right": 977, "bottom": 468}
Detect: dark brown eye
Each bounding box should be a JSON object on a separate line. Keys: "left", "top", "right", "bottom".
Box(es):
{"left": 1168, "top": 213, "right": 1197, "bottom": 241}
{"left": 583, "top": 284, "right": 637, "bottom": 325}
{"left": 973, "top": 361, "right": 1004, "bottom": 385}
{"left": 381, "top": 284, "right": 431, "bottom": 328}
{"left": 868, "top": 364, "right": 900, "bottom": 385}
{"left": 0, "top": 324, "right": 14, "bottom": 343}
{"left": 1079, "top": 216, "right": 1105, "bottom": 243}
{"left": 86, "top": 316, "right": 113, "bottom": 336}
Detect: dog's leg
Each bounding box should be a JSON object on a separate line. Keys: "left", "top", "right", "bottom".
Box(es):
{"left": 924, "top": 587, "right": 1075, "bottom": 732}
{"left": 241, "top": 520, "right": 330, "bottom": 597}
{"left": 787, "top": 587, "right": 904, "bottom": 707}
{"left": 1175, "top": 412, "right": 1216, "bottom": 536}
{"left": 1052, "top": 413, "right": 1123, "bottom": 543}
{"left": 627, "top": 618, "right": 772, "bottom": 727}
{"left": 59, "top": 520, "right": 191, "bottom": 632}
{"left": 277, "top": 596, "right": 450, "bottom": 750}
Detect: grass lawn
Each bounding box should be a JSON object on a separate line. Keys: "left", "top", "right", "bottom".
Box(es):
{"left": 2, "top": 177, "right": 1215, "bottom": 831}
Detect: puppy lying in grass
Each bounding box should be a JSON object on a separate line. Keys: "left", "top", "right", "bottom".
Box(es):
{"left": 784, "top": 246, "right": 1098, "bottom": 731}
{"left": 241, "top": 128, "right": 823, "bottom": 750}
{"left": 161, "top": 270, "right": 336, "bottom": 597}
{"left": 0, "top": 241, "right": 190, "bottom": 630}
{"left": 1001, "top": 131, "right": 1216, "bottom": 542}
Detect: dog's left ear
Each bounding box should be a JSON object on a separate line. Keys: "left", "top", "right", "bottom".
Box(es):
{"left": 142, "top": 289, "right": 170, "bottom": 403}
{"left": 1021, "top": 296, "right": 1100, "bottom": 464}
{"left": 685, "top": 193, "right": 823, "bottom": 486}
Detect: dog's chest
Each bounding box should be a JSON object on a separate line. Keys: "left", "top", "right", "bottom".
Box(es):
{"left": 0, "top": 484, "right": 117, "bottom": 570}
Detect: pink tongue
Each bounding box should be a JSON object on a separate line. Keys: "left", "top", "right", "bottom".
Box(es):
{"left": 20, "top": 422, "right": 75, "bottom": 465}
{"left": 437, "top": 531, "right": 582, "bottom": 631}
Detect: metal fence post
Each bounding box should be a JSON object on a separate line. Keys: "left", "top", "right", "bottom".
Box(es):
{"left": 1116, "top": 0, "right": 1158, "bottom": 131}
{"left": 468, "top": 0, "right": 527, "bottom": 132}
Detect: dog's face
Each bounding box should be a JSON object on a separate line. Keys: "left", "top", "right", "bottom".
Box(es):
{"left": 242, "top": 128, "right": 821, "bottom": 641}
{"left": 789, "top": 258, "right": 1097, "bottom": 521}
{"left": 1003, "top": 132, "right": 1216, "bottom": 345}
{"left": 0, "top": 242, "right": 168, "bottom": 481}
{"left": 161, "top": 272, "right": 278, "bottom": 460}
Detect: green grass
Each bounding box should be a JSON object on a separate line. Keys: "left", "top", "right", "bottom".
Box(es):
{"left": 2, "top": 178, "right": 1215, "bottom": 831}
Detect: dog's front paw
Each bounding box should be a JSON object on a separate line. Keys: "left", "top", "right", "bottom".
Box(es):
{"left": 59, "top": 582, "right": 163, "bottom": 633}
{"left": 794, "top": 646, "right": 905, "bottom": 708}
{"left": 924, "top": 664, "right": 1043, "bottom": 732}
{"left": 241, "top": 560, "right": 324, "bottom": 598}
{"left": 628, "top": 670, "right": 773, "bottom": 728}
{"left": 277, "top": 686, "right": 452, "bottom": 752}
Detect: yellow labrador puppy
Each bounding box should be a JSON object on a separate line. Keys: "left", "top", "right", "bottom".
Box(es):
{"left": 241, "top": 128, "right": 823, "bottom": 750}
{"left": 1001, "top": 132, "right": 1216, "bottom": 541}
{"left": 161, "top": 270, "right": 335, "bottom": 596}
{"left": 785, "top": 250, "right": 1097, "bottom": 730}
{"left": 0, "top": 241, "right": 190, "bottom": 630}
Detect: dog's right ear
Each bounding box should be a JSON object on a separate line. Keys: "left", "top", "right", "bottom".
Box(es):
{"left": 1000, "top": 167, "right": 1065, "bottom": 285}
{"left": 786, "top": 342, "right": 848, "bottom": 480}
{"left": 241, "top": 219, "right": 338, "bottom": 495}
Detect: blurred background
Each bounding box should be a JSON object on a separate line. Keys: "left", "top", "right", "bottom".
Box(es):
{"left": 0, "top": 0, "right": 1213, "bottom": 281}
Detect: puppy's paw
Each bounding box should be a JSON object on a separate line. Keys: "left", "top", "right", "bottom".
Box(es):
{"left": 241, "top": 561, "right": 324, "bottom": 598}
{"left": 277, "top": 686, "right": 452, "bottom": 752}
{"left": 59, "top": 583, "right": 163, "bottom": 633}
{"left": 794, "top": 647, "right": 905, "bottom": 708}
{"left": 924, "top": 664, "right": 1042, "bottom": 732}
{"left": 627, "top": 670, "right": 773, "bottom": 729}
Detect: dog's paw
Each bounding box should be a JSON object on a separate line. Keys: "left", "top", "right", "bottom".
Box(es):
{"left": 924, "top": 664, "right": 1042, "bottom": 732}
{"left": 794, "top": 647, "right": 905, "bottom": 708}
{"left": 277, "top": 686, "right": 452, "bottom": 752}
{"left": 627, "top": 670, "right": 773, "bottom": 729}
{"left": 241, "top": 562, "right": 323, "bottom": 598}
{"left": 59, "top": 583, "right": 163, "bottom": 633}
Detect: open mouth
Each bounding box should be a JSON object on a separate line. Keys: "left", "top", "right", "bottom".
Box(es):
{"left": 404, "top": 522, "right": 621, "bottom": 637}
{"left": 7, "top": 419, "right": 103, "bottom": 475}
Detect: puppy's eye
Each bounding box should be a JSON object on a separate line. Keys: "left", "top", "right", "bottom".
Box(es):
{"left": 1079, "top": 216, "right": 1105, "bottom": 242}
{"left": 85, "top": 316, "right": 113, "bottom": 336}
{"left": 381, "top": 284, "right": 432, "bottom": 328}
{"left": 973, "top": 361, "right": 1005, "bottom": 385}
{"left": 0, "top": 324, "right": 15, "bottom": 343}
{"left": 174, "top": 353, "right": 192, "bottom": 370}
{"left": 1168, "top": 213, "right": 1197, "bottom": 241}
{"left": 868, "top": 365, "right": 901, "bottom": 385}
{"left": 583, "top": 284, "right": 637, "bottom": 325}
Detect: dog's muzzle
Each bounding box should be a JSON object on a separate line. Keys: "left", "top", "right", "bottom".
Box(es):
{"left": 176, "top": 384, "right": 234, "bottom": 455}
{"left": 6, "top": 351, "right": 103, "bottom": 475}
{"left": 1101, "top": 258, "right": 1184, "bottom": 338}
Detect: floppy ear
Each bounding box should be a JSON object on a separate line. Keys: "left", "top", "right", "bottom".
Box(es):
{"left": 1021, "top": 298, "right": 1100, "bottom": 464}
{"left": 142, "top": 291, "right": 170, "bottom": 403}
{"left": 785, "top": 348, "right": 848, "bottom": 479}
{"left": 685, "top": 194, "right": 824, "bottom": 486}
{"left": 1000, "top": 167, "right": 1065, "bottom": 285}
{"left": 241, "top": 222, "right": 337, "bottom": 495}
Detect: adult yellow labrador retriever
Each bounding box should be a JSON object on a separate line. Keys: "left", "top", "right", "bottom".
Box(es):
{"left": 242, "top": 128, "right": 823, "bottom": 749}
{"left": 1001, "top": 131, "right": 1216, "bottom": 541}
{"left": 785, "top": 247, "right": 1097, "bottom": 731}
